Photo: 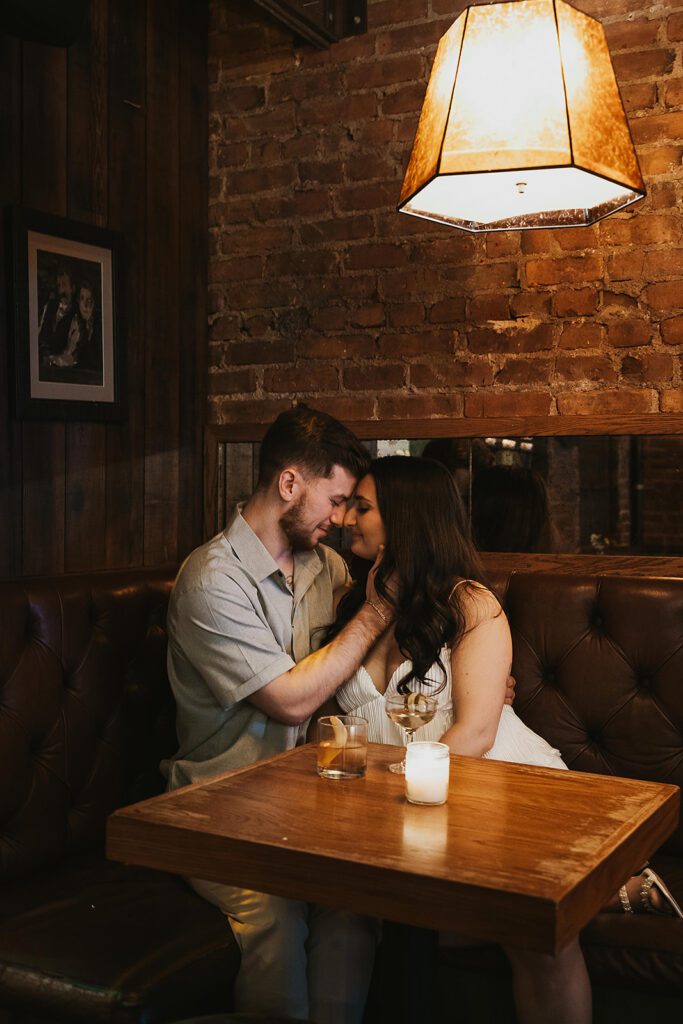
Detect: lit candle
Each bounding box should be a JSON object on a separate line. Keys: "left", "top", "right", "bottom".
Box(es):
{"left": 405, "top": 741, "right": 451, "bottom": 805}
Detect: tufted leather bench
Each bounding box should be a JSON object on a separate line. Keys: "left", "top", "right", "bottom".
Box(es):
{"left": 0, "top": 568, "right": 239, "bottom": 1024}
{"left": 440, "top": 570, "right": 683, "bottom": 1022}
{"left": 2, "top": 566, "right": 683, "bottom": 1023}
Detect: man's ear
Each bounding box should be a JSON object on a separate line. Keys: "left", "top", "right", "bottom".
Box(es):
{"left": 277, "top": 467, "right": 301, "bottom": 504}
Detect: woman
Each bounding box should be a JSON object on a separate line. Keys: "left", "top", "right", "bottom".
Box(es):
{"left": 49, "top": 280, "right": 102, "bottom": 375}
{"left": 328, "top": 456, "right": 680, "bottom": 1024}
{"left": 471, "top": 463, "right": 553, "bottom": 553}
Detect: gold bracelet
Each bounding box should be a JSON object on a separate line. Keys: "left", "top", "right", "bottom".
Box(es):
{"left": 366, "top": 599, "right": 388, "bottom": 625}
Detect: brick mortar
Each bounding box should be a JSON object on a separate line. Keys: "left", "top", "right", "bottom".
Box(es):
{"left": 207, "top": 0, "right": 683, "bottom": 424}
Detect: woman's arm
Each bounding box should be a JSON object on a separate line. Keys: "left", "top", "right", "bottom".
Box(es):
{"left": 439, "top": 587, "right": 512, "bottom": 757}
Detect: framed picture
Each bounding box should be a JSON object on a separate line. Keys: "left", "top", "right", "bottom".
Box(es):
{"left": 7, "top": 207, "right": 125, "bottom": 420}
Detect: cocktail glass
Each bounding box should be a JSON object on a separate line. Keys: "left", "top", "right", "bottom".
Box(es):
{"left": 384, "top": 692, "right": 440, "bottom": 774}
{"left": 316, "top": 715, "right": 368, "bottom": 779}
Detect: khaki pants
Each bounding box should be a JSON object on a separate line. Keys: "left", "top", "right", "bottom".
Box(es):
{"left": 189, "top": 877, "right": 381, "bottom": 1023}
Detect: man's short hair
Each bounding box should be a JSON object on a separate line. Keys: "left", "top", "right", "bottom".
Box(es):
{"left": 256, "top": 404, "right": 370, "bottom": 490}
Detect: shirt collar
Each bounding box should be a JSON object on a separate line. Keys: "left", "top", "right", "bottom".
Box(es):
{"left": 292, "top": 547, "right": 324, "bottom": 603}
{"left": 224, "top": 504, "right": 324, "bottom": 587}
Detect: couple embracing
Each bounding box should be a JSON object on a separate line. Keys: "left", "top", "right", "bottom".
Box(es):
{"left": 164, "top": 405, "right": 678, "bottom": 1024}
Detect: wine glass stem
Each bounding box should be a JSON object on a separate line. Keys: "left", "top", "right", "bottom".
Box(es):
{"left": 403, "top": 730, "right": 415, "bottom": 767}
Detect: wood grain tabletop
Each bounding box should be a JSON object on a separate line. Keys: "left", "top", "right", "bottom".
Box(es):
{"left": 107, "top": 742, "right": 679, "bottom": 953}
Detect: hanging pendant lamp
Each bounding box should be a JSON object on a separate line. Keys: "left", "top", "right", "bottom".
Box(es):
{"left": 398, "top": 0, "right": 645, "bottom": 232}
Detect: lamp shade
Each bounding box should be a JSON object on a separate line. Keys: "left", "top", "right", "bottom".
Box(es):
{"left": 398, "top": 0, "right": 645, "bottom": 232}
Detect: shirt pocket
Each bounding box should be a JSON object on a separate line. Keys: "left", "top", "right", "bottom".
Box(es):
{"left": 297, "top": 581, "right": 335, "bottom": 658}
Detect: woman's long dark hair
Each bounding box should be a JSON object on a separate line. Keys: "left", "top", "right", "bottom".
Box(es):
{"left": 329, "top": 455, "right": 489, "bottom": 694}
{"left": 472, "top": 465, "right": 550, "bottom": 552}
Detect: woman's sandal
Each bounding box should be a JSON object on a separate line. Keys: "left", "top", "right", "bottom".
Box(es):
{"left": 618, "top": 865, "right": 683, "bottom": 918}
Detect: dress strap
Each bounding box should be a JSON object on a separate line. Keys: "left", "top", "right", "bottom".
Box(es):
{"left": 448, "top": 578, "right": 472, "bottom": 602}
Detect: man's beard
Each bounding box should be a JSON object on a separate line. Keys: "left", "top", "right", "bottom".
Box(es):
{"left": 280, "top": 495, "right": 319, "bottom": 552}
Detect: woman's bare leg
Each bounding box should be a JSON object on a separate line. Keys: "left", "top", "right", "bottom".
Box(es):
{"left": 504, "top": 938, "right": 592, "bottom": 1024}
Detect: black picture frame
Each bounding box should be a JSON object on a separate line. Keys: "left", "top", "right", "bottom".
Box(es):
{"left": 7, "top": 206, "right": 125, "bottom": 421}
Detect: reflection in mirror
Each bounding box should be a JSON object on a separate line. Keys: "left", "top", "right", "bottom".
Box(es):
{"left": 216, "top": 436, "right": 683, "bottom": 557}
{"left": 365, "top": 436, "right": 683, "bottom": 556}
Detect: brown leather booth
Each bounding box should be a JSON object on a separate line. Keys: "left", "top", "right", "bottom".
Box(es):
{"left": 443, "top": 569, "right": 683, "bottom": 1023}
{"left": 1, "top": 567, "right": 682, "bottom": 1023}
{"left": 0, "top": 568, "right": 238, "bottom": 1024}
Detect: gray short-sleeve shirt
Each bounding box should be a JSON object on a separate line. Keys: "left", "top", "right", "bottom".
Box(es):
{"left": 163, "top": 507, "right": 349, "bottom": 788}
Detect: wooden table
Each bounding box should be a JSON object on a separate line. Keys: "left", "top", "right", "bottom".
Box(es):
{"left": 107, "top": 743, "right": 679, "bottom": 954}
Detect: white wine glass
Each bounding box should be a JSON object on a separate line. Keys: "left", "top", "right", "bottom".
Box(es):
{"left": 384, "top": 692, "right": 440, "bottom": 774}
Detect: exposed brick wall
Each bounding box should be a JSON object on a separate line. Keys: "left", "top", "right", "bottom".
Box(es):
{"left": 208, "top": 0, "right": 683, "bottom": 426}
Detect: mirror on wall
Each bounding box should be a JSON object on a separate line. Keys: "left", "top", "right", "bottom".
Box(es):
{"left": 366, "top": 436, "right": 683, "bottom": 557}
{"left": 216, "top": 436, "right": 683, "bottom": 557}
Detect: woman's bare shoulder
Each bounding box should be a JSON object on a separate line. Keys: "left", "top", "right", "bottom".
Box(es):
{"left": 451, "top": 579, "right": 502, "bottom": 629}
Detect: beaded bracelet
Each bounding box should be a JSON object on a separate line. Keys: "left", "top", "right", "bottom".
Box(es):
{"left": 366, "top": 599, "right": 389, "bottom": 625}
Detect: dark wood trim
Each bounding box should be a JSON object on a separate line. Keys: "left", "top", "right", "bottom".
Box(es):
{"left": 64, "top": 2, "right": 108, "bottom": 572}
{"left": 207, "top": 414, "right": 683, "bottom": 443}
{"left": 0, "top": 32, "right": 22, "bottom": 577}
{"left": 144, "top": 0, "right": 181, "bottom": 565}
{"left": 178, "top": 0, "right": 208, "bottom": 560}
{"left": 105, "top": 0, "right": 146, "bottom": 568}
{"left": 482, "top": 552, "right": 683, "bottom": 579}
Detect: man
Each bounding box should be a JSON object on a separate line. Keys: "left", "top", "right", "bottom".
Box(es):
{"left": 38, "top": 266, "right": 76, "bottom": 362}
{"left": 163, "top": 405, "right": 389, "bottom": 1024}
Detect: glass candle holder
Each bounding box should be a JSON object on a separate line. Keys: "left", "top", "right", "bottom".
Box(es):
{"left": 405, "top": 741, "right": 451, "bottom": 805}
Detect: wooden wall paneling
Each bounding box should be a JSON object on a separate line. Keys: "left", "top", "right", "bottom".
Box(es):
{"left": 67, "top": 0, "right": 108, "bottom": 228}
{"left": 105, "top": 0, "right": 146, "bottom": 568}
{"left": 64, "top": 0, "right": 108, "bottom": 572}
{"left": 64, "top": 420, "right": 107, "bottom": 571}
{"left": 144, "top": 0, "right": 181, "bottom": 565}
{"left": 252, "top": 443, "right": 261, "bottom": 489}
{"left": 177, "top": 0, "right": 208, "bottom": 559}
{"left": 205, "top": 440, "right": 255, "bottom": 538}
{"left": 226, "top": 442, "right": 255, "bottom": 529}
{"left": 204, "top": 430, "right": 220, "bottom": 540}
{"left": 21, "top": 44, "right": 68, "bottom": 213}
{"left": 20, "top": 423, "right": 65, "bottom": 575}
{"left": 0, "top": 32, "right": 22, "bottom": 577}
{"left": 2, "top": 1, "right": 206, "bottom": 578}
{"left": 20, "top": 42, "right": 67, "bottom": 575}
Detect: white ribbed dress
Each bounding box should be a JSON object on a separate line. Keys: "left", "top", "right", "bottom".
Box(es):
{"left": 336, "top": 647, "right": 567, "bottom": 770}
